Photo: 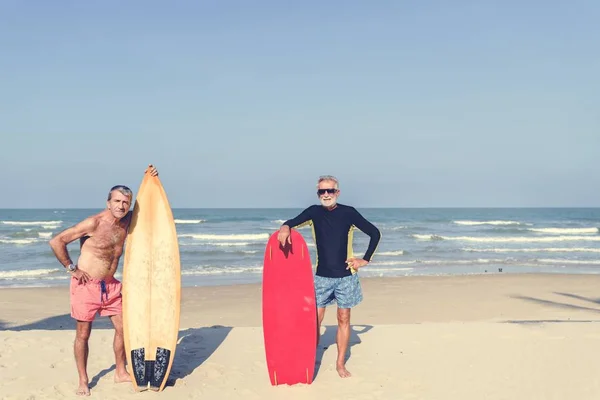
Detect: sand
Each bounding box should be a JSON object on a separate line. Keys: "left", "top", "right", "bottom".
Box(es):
{"left": 1, "top": 273, "right": 600, "bottom": 399}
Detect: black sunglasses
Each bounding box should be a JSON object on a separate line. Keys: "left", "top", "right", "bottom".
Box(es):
{"left": 317, "top": 188, "right": 338, "bottom": 195}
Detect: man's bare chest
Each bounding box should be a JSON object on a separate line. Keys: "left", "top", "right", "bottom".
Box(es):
{"left": 87, "top": 225, "right": 127, "bottom": 250}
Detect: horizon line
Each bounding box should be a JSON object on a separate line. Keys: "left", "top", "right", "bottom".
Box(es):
{"left": 1, "top": 206, "right": 600, "bottom": 210}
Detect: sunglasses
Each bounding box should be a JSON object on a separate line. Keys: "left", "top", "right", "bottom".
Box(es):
{"left": 317, "top": 188, "right": 338, "bottom": 195}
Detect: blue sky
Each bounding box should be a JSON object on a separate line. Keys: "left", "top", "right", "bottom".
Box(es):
{"left": 1, "top": 0, "right": 598, "bottom": 208}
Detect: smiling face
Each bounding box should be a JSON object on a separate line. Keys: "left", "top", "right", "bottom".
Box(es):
{"left": 106, "top": 186, "right": 133, "bottom": 220}
{"left": 317, "top": 178, "right": 340, "bottom": 208}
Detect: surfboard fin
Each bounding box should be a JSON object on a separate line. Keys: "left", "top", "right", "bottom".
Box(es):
{"left": 131, "top": 347, "right": 171, "bottom": 391}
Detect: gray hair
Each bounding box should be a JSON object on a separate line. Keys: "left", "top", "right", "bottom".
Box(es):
{"left": 107, "top": 185, "right": 133, "bottom": 201}
{"left": 317, "top": 175, "right": 339, "bottom": 189}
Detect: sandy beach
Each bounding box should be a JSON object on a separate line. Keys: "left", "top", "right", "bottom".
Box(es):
{"left": 2, "top": 273, "right": 600, "bottom": 399}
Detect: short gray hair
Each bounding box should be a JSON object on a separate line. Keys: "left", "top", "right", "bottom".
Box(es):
{"left": 317, "top": 175, "right": 339, "bottom": 189}
{"left": 107, "top": 185, "right": 133, "bottom": 201}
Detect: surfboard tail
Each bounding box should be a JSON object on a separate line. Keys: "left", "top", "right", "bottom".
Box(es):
{"left": 131, "top": 347, "right": 172, "bottom": 391}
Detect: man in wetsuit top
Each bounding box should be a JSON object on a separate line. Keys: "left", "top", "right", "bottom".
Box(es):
{"left": 278, "top": 175, "right": 381, "bottom": 378}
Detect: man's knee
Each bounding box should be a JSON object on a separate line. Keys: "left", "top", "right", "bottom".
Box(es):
{"left": 76, "top": 322, "right": 92, "bottom": 341}
{"left": 337, "top": 308, "right": 351, "bottom": 326}
{"left": 317, "top": 308, "right": 326, "bottom": 324}
{"left": 110, "top": 314, "right": 124, "bottom": 335}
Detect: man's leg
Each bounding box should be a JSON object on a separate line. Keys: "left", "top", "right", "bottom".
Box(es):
{"left": 314, "top": 275, "right": 335, "bottom": 347}
{"left": 74, "top": 321, "right": 92, "bottom": 396}
{"left": 317, "top": 307, "right": 326, "bottom": 345}
{"left": 333, "top": 273, "right": 363, "bottom": 378}
{"left": 109, "top": 314, "right": 132, "bottom": 383}
{"left": 336, "top": 307, "right": 352, "bottom": 378}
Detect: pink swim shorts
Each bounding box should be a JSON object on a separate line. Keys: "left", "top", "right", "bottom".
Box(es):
{"left": 70, "top": 276, "right": 123, "bottom": 322}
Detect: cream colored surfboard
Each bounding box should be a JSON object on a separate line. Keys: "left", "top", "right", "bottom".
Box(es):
{"left": 122, "top": 168, "right": 181, "bottom": 392}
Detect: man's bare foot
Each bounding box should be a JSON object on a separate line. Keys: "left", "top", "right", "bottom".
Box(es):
{"left": 114, "top": 370, "right": 132, "bottom": 383}
{"left": 336, "top": 363, "right": 352, "bottom": 378}
{"left": 76, "top": 381, "right": 90, "bottom": 396}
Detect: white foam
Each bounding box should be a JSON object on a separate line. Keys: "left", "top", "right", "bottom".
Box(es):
{"left": 209, "top": 242, "right": 252, "bottom": 247}
{"left": 372, "top": 259, "right": 506, "bottom": 266}
{"left": 463, "top": 247, "right": 600, "bottom": 253}
{"left": 386, "top": 226, "right": 407, "bottom": 231}
{"left": 175, "top": 219, "right": 205, "bottom": 224}
{"left": 528, "top": 227, "right": 599, "bottom": 235}
{"left": 355, "top": 250, "right": 405, "bottom": 257}
{"left": 38, "top": 232, "right": 53, "bottom": 239}
{"left": 0, "top": 268, "right": 61, "bottom": 279}
{"left": 361, "top": 267, "right": 414, "bottom": 273}
{"left": 537, "top": 259, "right": 600, "bottom": 265}
{"left": 271, "top": 220, "right": 310, "bottom": 229}
{"left": 453, "top": 220, "right": 527, "bottom": 226}
{"left": 413, "top": 234, "right": 600, "bottom": 243}
{"left": 377, "top": 250, "right": 405, "bottom": 256}
{"left": 372, "top": 260, "right": 415, "bottom": 266}
{"left": 1, "top": 220, "right": 62, "bottom": 226}
{"left": 178, "top": 241, "right": 251, "bottom": 247}
{"left": 178, "top": 233, "right": 269, "bottom": 241}
{"left": 181, "top": 266, "right": 263, "bottom": 275}
{"left": 0, "top": 238, "right": 38, "bottom": 244}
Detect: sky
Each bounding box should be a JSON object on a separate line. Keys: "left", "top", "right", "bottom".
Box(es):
{"left": 1, "top": 0, "right": 598, "bottom": 208}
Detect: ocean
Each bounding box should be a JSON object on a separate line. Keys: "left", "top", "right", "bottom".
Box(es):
{"left": 0, "top": 208, "right": 599, "bottom": 288}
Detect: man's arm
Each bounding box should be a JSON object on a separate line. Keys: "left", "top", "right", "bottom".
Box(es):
{"left": 350, "top": 207, "right": 381, "bottom": 262}
{"left": 282, "top": 206, "right": 316, "bottom": 229}
{"left": 278, "top": 206, "right": 316, "bottom": 246}
{"left": 49, "top": 217, "right": 98, "bottom": 269}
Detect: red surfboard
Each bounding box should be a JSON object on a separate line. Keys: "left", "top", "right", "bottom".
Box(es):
{"left": 262, "top": 229, "right": 317, "bottom": 386}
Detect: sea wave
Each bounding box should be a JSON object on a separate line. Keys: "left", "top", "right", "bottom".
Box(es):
{"left": 372, "top": 260, "right": 416, "bottom": 266}
{"left": 413, "top": 234, "right": 600, "bottom": 243}
{"left": 175, "top": 219, "right": 206, "bottom": 224}
{"left": 372, "top": 258, "right": 511, "bottom": 266}
{"left": 181, "top": 265, "right": 263, "bottom": 275}
{"left": 462, "top": 247, "right": 600, "bottom": 253}
{"left": 353, "top": 250, "right": 405, "bottom": 257}
{"left": 453, "top": 220, "right": 528, "bottom": 226}
{"left": 1, "top": 220, "right": 62, "bottom": 226}
{"left": 527, "top": 227, "right": 599, "bottom": 235}
{"left": 0, "top": 268, "right": 62, "bottom": 279}
{"left": 370, "top": 258, "right": 600, "bottom": 267}
{"left": 178, "top": 233, "right": 269, "bottom": 241}
{"left": 209, "top": 242, "right": 253, "bottom": 247}
{"left": 385, "top": 226, "right": 408, "bottom": 231}
{"left": 536, "top": 259, "right": 600, "bottom": 265}
{"left": 377, "top": 250, "right": 405, "bottom": 256}
{"left": 0, "top": 238, "right": 39, "bottom": 245}
{"left": 360, "top": 267, "right": 414, "bottom": 273}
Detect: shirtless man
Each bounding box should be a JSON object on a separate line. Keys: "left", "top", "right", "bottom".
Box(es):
{"left": 49, "top": 165, "right": 158, "bottom": 396}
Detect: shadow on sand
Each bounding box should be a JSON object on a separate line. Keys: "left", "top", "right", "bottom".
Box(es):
{"left": 314, "top": 324, "right": 373, "bottom": 379}
{"left": 0, "top": 316, "right": 232, "bottom": 390}
{"left": 165, "top": 325, "right": 233, "bottom": 387}
{"left": 0, "top": 313, "right": 113, "bottom": 331}
{"left": 506, "top": 291, "right": 600, "bottom": 325}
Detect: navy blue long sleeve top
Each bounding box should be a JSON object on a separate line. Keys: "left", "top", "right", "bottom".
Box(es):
{"left": 283, "top": 203, "right": 381, "bottom": 278}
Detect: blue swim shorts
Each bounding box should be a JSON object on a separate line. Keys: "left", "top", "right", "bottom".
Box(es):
{"left": 314, "top": 273, "right": 363, "bottom": 309}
